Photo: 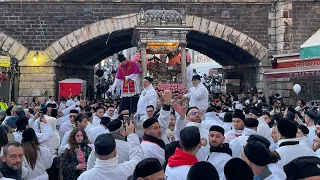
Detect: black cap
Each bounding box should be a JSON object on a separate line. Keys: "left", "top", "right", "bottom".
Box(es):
{"left": 85, "top": 112, "right": 93, "bottom": 118}
{"left": 192, "top": 75, "right": 201, "bottom": 81}
{"left": 5, "top": 116, "right": 17, "bottom": 129}
{"left": 247, "top": 134, "right": 270, "bottom": 148}
{"left": 74, "top": 114, "right": 84, "bottom": 124}
{"left": 277, "top": 119, "right": 298, "bottom": 138}
{"left": 40, "top": 107, "right": 47, "bottom": 115}
{"left": 244, "top": 118, "right": 259, "bottom": 128}
{"left": 284, "top": 156, "right": 320, "bottom": 179}
{"left": 107, "top": 119, "right": 123, "bottom": 132}
{"left": 143, "top": 117, "right": 158, "bottom": 129}
{"left": 285, "top": 111, "right": 296, "bottom": 121}
{"left": 187, "top": 161, "right": 219, "bottom": 180}
{"left": 224, "top": 158, "right": 254, "bottom": 180}
{"left": 249, "top": 107, "right": 262, "bottom": 117}
{"left": 22, "top": 128, "right": 36, "bottom": 142}
{"left": 298, "top": 124, "right": 309, "bottom": 135}
{"left": 15, "top": 117, "right": 29, "bottom": 131}
{"left": 118, "top": 54, "right": 126, "bottom": 62}
{"left": 306, "top": 110, "right": 317, "bottom": 120}
{"left": 100, "top": 117, "right": 111, "bottom": 127}
{"left": 94, "top": 133, "right": 116, "bottom": 156}
{"left": 143, "top": 76, "right": 153, "bottom": 83}
{"left": 232, "top": 112, "right": 245, "bottom": 120}
{"left": 180, "top": 126, "right": 200, "bottom": 148}
{"left": 244, "top": 141, "right": 271, "bottom": 166}
{"left": 224, "top": 112, "right": 233, "bottom": 123}
{"left": 210, "top": 125, "right": 224, "bottom": 135}
{"left": 46, "top": 103, "right": 57, "bottom": 108}
{"left": 133, "top": 158, "right": 163, "bottom": 178}
{"left": 70, "top": 109, "right": 79, "bottom": 114}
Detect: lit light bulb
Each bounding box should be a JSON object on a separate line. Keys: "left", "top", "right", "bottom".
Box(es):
{"left": 33, "top": 56, "right": 37, "bottom": 62}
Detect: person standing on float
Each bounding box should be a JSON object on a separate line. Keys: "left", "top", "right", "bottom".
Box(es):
{"left": 108, "top": 54, "right": 141, "bottom": 113}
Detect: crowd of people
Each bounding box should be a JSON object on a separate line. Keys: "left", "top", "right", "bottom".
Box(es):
{"left": 1, "top": 55, "right": 320, "bottom": 180}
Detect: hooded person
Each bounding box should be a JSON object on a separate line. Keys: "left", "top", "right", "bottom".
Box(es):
{"left": 229, "top": 118, "right": 259, "bottom": 158}
{"left": 78, "top": 124, "right": 144, "bottom": 180}
{"left": 59, "top": 109, "right": 79, "bottom": 137}
{"left": 241, "top": 141, "right": 281, "bottom": 180}
{"left": 296, "top": 124, "right": 312, "bottom": 149}
{"left": 187, "top": 161, "right": 219, "bottom": 180}
{"left": 136, "top": 77, "right": 158, "bottom": 115}
{"left": 86, "top": 116, "right": 110, "bottom": 144}
{"left": 165, "top": 126, "right": 201, "bottom": 180}
{"left": 284, "top": 156, "right": 320, "bottom": 180}
{"left": 224, "top": 111, "right": 245, "bottom": 143}
{"left": 246, "top": 134, "right": 286, "bottom": 179}
{"left": 127, "top": 158, "right": 165, "bottom": 180}
{"left": 276, "top": 119, "right": 316, "bottom": 168}
{"left": 206, "top": 125, "right": 232, "bottom": 180}
{"left": 108, "top": 54, "right": 141, "bottom": 113}
{"left": 224, "top": 158, "right": 254, "bottom": 180}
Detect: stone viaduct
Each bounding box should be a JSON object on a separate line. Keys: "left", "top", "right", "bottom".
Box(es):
{"left": 0, "top": 0, "right": 320, "bottom": 104}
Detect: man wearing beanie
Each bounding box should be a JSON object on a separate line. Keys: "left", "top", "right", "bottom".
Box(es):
{"left": 246, "top": 135, "right": 286, "bottom": 180}
{"left": 187, "top": 161, "right": 219, "bottom": 180}
{"left": 128, "top": 158, "right": 165, "bottom": 180}
{"left": 136, "top": 76, "right": 158, "bottom": 115}
{"left": 78, "top": 122, "right": 143, "bottom": 180}
{"left": 284, "top": 156, "right": 320, "bottom": 180}
{"left": 108, "top": 54, "right": 141, "bottom": 113}
{"left": 296, "top": 124, "right": 312, "bottom": 149}
{"left": 224, "top": 158, "right": 254, "bottom": 180}
{"left": 230, "top": 118, "right": 259, "bottom": 158}
{"left": 276, "top": 119, "right": 316, "bottom": 168}
{"left": 304, "top": 110, "right": 317, "bottom": 146}
{"left": 173, "top": 105, "right": 209, "bottom": 161}
{"left": 165, "top": 126, "right": 201, "bottom": 180}
{"left": 87, "top": 119, "right": 130, "bottom": 170}
{"left": 206, "top": 125, "right": 232, "bottom": 180}
{"left": 59, "top": 109, "right": 80, "bottom": 136}
{"left": 248, "top": 107, "right": 272, "bottom": 143}
{"left": 224, "top": 110, "right": 245, "bottom": 143}
{"left": 241, "top": 141, "right": 280, "bottom": 180}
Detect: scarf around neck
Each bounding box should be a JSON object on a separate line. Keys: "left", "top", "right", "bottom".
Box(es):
{"left": 209, "top": 143, "right": 232, "bottom": 157}
{"left": 142, "top": 134, "right": 165, "bottom": 149}
{"left": 168, "top": 148, "right": 198, "bottom": 168}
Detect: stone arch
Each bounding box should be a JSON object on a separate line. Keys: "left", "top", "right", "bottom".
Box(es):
{"left": 0, "top": 32, "right": 29, "bottom": 61}
{"left": 44, "top": 14, "right": 268, "bottom": 65}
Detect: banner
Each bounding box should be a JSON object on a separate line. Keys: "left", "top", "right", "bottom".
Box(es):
{"left": 277, "top": 58, "right": 320, "bottom": 68}
{"left": 0, "top": 56, "right": 10, "bottom": 67}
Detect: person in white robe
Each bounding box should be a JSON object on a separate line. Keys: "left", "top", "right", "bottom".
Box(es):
{"left": 58, "top": 109, "right": 79, "bottom": 137}
{"left": 173, "top": 105, "right": 209, "bottom": 161}
{"left": 312, "top": 133, "right": 320, "bottom": 158}
{"left": 137, "top": 76, "right": 158, "bottom": 115}
{"left": 304, "top": 110, "right": 317, "bottom": 145}
{"left": 241, "top": 141, "right": 281, "bottom": 180}
{"left": 275, "top": 119, "right": 316, "bottom": 168}
{"left": 14, "top": 116, "right": 53, "bottom": 144}
{"left": 247, "top": 107, "right": 272, "bottom": 143}
{"left": 230, "top": 118, "right": 259, "bottom": 158}
{"left": 182, "top": 75, "right": 209, "bottom": 112}
{"left": 41, "top": 116, "right": 60, "bottom": 157}
{"left": 77, "top": 123, "right": 143, "bottom": 180}
{"left": 206, "top": 126, "right": 232, "bottom": 180}
{"left": 87, "top": 119, "right": 129, "bottom": 169}
{"left": 296, "top": 124, "right": 312, "bottom": 149}
{"left": 91, "top": 106, "right": 105, "bottom": 127}
{"left": 86, "top": 117, "right": 110, "bottom": 144}
{"left": 221, "top": 112, "right": 233, "bottom": 133}
{"left": 103, "top": 106, "right": 117, "bottom": 120}
{"left": 186, "top": 63, "right": 193, "bottom": 93}
{"left": 224, "top": 111, "right": 245, "bottom": 143}
{"left": 201, "top": 106, "right": 223, "bottom": 131}
{"left": 134, "top": 105, "right": 155, "bottom": 139}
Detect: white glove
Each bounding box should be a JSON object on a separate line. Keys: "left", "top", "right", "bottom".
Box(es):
{"left": 125, "top": 76, "right": 130, "bottom": 81}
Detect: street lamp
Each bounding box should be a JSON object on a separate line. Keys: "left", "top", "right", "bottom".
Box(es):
{"left": 33, "top": 51, "right": 38, "bottom": 62}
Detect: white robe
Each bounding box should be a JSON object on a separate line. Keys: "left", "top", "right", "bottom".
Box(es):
{"left": 224, "top": 129, "right": 243, "bottom": 143}
{"left": 87, "top": 139, "right": 130, "bottom": 170}
{"left": 201, "top": 112, "right": 223, "bottom": 131}
{"left": 165, "top": 165, "right": 191, "bottom": 180}
{"left": 206, "top": 152, "right": 231, "bottom": 180}
{"left": 297, "top": 136, "right": 312, "bottom": 149}
{"left": 257, "top": 116, "right": 272, "bottom": 143}
{"left": 222, "top": 122, "right": 233, "bottom": 134}
{"left": 308, "top": 125, "right": 316, "bottom": 145}
{"left": 77, "top": 133, "right": 143, "bottom": 180}
{"left": 91, "top": 115, "right": 102, "bottom": 127}
{"left": 276, "top": 138, "right": 316, "bottom": 168}
{"left": 22, "top": 145, "right": 53, "bottom": 180}
{"left": 186, "top": 65, "right": 193, "bottom": 93}
{"left": 111, "top": 74, "right": 140, "bottom": 97}
{"left": 59, "top": 120, "right": 73, "bottom": 137}
{"left": 13, "top": 123, "right": 53, "bottom": 144}
{"left": 229, "top": 128, "right": 257, "bottom": 158}
{"left": 268, "top": 163, "right": 287, "bottom": 179}
{"left": 141, "top": 141, "right": 165, "bottom": 165}
{"left": 183, "top": 83, "right": 209, "bottom": 111}
{"left": 86, "top": 125, "right": 110, "bottom": 144}
{"left": 136, "top": 85, "right": 158, "bottom": 115}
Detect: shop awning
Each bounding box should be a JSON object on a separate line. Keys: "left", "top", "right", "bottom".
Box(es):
{"left": 300, "top": 29, "right": 320, "bottom": 59}
{"left": 264, "top": 65, "right": 320, "bottom": 79}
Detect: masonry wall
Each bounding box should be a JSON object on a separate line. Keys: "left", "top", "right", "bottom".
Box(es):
{"left": 0, "top": 1, "right": 271, "bottom": 51}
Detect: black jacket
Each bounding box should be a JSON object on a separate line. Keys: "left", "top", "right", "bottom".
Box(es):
{"left": 0, "top": 160, "right": 22, "bottom": 180}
